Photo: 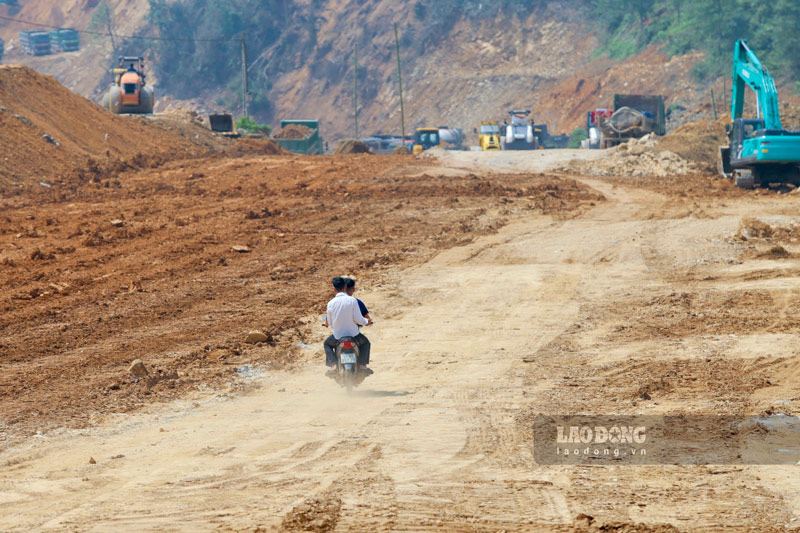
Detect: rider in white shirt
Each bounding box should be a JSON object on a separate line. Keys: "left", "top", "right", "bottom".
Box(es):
{"left": 323, "top": 277, "right": 372, "bottom": 376}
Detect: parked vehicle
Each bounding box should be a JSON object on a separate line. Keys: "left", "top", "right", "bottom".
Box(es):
{"left": 477, "top": 121, "right": 501, "bottom": 151}
{"left": 19, "top": 31, "right": 52, "bottom": 56}
{"left": 274, "top": 119, "right": 324, "bottom": 155}
{"left": 598, "top": 95, "right": 666, "bottom": 149}
{"left": 719, "top": 39, "right": 800, "bottom": 188}
{"left": 503, "top": 110, "right": 537, "bottom": 150}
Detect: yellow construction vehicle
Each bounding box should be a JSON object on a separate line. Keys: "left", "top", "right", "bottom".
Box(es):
{"left": 101, "top": 56, "right": 154, "bottom": 114}
{"left": 412, "top": 127, "right": 440, "bottom": 154}
{"left": 476, "top": 121, "right": 501, "bottom": 151}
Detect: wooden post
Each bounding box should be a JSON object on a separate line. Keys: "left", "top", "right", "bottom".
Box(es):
{"left": 241, "top": 32, "right": 249, "bottom": 119}
{"left": 711, "top": 89, "right": 718, "bottom": 120}
{"left": 394, "top": 23, "right": 406, "bottom": 149}
{"left": 354, "top": 42, "right": 358, "bottom": 139}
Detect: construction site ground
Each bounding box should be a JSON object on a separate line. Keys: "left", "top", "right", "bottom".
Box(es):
{"left": 4, "top": 141, "right": 800, "bottom": 530}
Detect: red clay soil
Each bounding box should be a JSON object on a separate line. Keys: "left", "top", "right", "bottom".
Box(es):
{"left": 0, "top": 153, "right": 603, "bottom": 442}
{"left": 0, "top": 66, "right": 208, "bottom": 185}
{"left": 0, "top": 65, "right": 291, "bottom": 191}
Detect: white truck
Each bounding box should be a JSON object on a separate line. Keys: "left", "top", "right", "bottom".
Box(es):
{"left": 503, "top": 110, "right": 537, "bottom": 150}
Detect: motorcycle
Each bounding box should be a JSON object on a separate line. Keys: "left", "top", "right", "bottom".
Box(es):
{"left": 333, "top": 336, "right": 366, "bottom": 394}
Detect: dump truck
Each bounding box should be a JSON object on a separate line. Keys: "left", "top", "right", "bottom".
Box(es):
{"left": 19, "top": 31, "right": 51, "bottom": 56}
{"left": 720, "top": 39, "right": 800, "bottom": 188}
{"left": 598, "top": 95, "right": 665, "bottom": 148}
{"left": 101, "top": 57, "right": 155, "bottom": 114}
{"left": 274, "top": 119, "right": 324, "bottom": 154}
{"left": 503, "top": 110, "right": 537, "bottom": 150}
{"left": 477, "top": 121, "right": 501, "bottom": 151}
{"left": 50, "top": 29, "right": 80, "bottom": 52}
{"left": 583, "top": 109, "right": 612, "bottom": 149}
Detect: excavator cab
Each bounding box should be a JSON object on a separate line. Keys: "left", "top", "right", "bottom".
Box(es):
{"left": 413, "top": 128, "right": 440, "bottom": 154}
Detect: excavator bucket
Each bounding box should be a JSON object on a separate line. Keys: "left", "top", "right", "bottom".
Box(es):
{"left": 209, "top": 113, "right": 238, "bottom": 136}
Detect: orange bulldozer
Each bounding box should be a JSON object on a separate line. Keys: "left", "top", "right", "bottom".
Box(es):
{"left": 101, "top": 56, "right": 154, "bottom": 114}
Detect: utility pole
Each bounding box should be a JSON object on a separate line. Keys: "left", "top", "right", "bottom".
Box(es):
{"left": 394, "top": 23, "right": 406, "bottom": 148}
{"left": 711, "top": 89, "right": 718, "bottom": 120}
{"left": 241, "top": 32, "right": 249, "bottom": 119}
{"left": 354, "top": 42, "right": 358, "bottom": 139}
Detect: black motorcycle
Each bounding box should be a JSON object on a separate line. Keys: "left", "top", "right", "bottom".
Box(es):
{"left": 334, "top": 337, "right": 366, "bottom": 394}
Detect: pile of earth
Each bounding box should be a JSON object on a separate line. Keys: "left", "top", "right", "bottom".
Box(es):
{"left": 274, "top": 124, "right": 314, "bottom": 140}
{"left": 226, "top": 137, "right": 287, "bottom": 157}
{"left": 393, "top": 145, "right": 412, "bottom": 155}
{"left": 565, "top": 134, "right": 700, "bottom": 178}
{"left": 334, "top": 139, "right": 372, "bottom": 154}
{"left": 281, "top": 495, "right": 342, "bottom": 531}
{"left": 655, "top": 118, "right": 728, "bottom": 171}
{"left": 0, "top": 66, "right": 217, "bottom": 187}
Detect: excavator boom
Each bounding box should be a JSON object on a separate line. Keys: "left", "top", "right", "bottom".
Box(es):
{"left": 731, "top": 39, "right": 781, "bottom": 129}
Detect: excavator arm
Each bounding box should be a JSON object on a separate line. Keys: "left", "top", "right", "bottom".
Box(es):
{"left": 731, "top": 39, "right": 781, "bottom": 129}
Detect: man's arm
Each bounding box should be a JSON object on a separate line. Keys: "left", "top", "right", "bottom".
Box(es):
{"left": 351, "top": 298, "right": 369, "bottom": 326}
{"left": 357, "top": 299, "right": 372, "bottom": 325}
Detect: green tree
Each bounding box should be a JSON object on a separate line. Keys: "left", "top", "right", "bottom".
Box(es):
{"left": 89, "top": 1, "right": 118, "bottom": 58}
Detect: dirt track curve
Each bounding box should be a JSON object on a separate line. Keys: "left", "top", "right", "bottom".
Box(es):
{"left": 3, "top": 150, "right": 800, "bottom": 531}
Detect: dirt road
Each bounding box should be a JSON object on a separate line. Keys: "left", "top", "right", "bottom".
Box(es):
{"left": 3, "top": 149, "right": 800, "bottom": 531}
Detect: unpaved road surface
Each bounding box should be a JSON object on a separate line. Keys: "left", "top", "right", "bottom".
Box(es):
{"left": 3, "top": 149, "right": 800, "bottom": 531}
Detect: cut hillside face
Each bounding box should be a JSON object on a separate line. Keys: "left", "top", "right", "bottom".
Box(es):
{"left": 0, "top": 66, "right": 221, "bottom": 187}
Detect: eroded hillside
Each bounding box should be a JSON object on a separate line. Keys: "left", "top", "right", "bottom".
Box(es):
{"left": 2, "top": 0, "right": 797, "bottom": 142}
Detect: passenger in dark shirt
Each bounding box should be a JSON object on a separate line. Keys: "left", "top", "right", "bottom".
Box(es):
{"left": 344, "top": 277, "right": 371, "bottom": 326}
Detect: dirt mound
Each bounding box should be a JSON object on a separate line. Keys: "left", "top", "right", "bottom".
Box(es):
{"left": 572, "top": 513, "right": 681, "bottom": 532}
{"left": 334, "top": 139, "right": 372, "bottom": 154}
{"left": 0, "top": 66, "right": 213, "bottom": 187}
{"left": 281, "top": 495, "right": 342, "bottom": 531}
{"left": 393, "top": 145, "right": 412, "bottom": 155}
{"left": 564, "top": 134, "right": 700, "bottom": 178}
{"left": 274, "top": 124, "right": 314, "bottom": 140}
{"left": 226, "top": 137, "right": 287, "bottom": 156}
{"left": 754, "top": 244, "right": 793, "bottom": 259}
{"left": 656, "top": 118, "right": 728, "bottom": 171}
{"left": 739, "top": 217, "right": 774, "bottom": 240}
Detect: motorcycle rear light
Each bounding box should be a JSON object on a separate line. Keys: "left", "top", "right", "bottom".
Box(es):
{"left": 340, "top": 341, "right": 354, "bottom": 349}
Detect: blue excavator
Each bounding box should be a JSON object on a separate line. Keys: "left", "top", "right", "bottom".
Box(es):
{"left": 720, "top": 39, "right": 800, "bottom": 188}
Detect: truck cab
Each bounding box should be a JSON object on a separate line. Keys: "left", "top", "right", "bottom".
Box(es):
{"left": 477, "top": 122, "right": 501, "bottom": 151}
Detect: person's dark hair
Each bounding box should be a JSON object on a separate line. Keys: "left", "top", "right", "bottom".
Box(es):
{"left": 344, "top": 277, "right": 355, "bottom": 289}
{"left": 332, "top": 277, "right": 346, "bottom": 291}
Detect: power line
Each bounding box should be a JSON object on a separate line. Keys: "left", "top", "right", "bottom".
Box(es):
{"left": 0, "top": 13, "right": 233, "bottom": 42}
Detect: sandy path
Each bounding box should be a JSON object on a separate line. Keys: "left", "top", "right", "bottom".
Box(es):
{"left": 3, "top": 152, "right": 800, "bottom": 531}
{"left": 433, "top": 148, "right": 607, "bottom": 174}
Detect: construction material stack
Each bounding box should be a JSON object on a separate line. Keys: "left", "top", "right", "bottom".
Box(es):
{"left": 598, "top": 95, "right": 665, "bottom": 148}
{"left": 19, "top": 31, "right": 52, "bottom": 56}
{"left": 719, "top": 39, "right": 800, "bottom": 188}
{"left": 101, "top": 57, "right": 155, "bottom": 115}
{"left": 50, "top": 29, "right": 80, "bottom": 52}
